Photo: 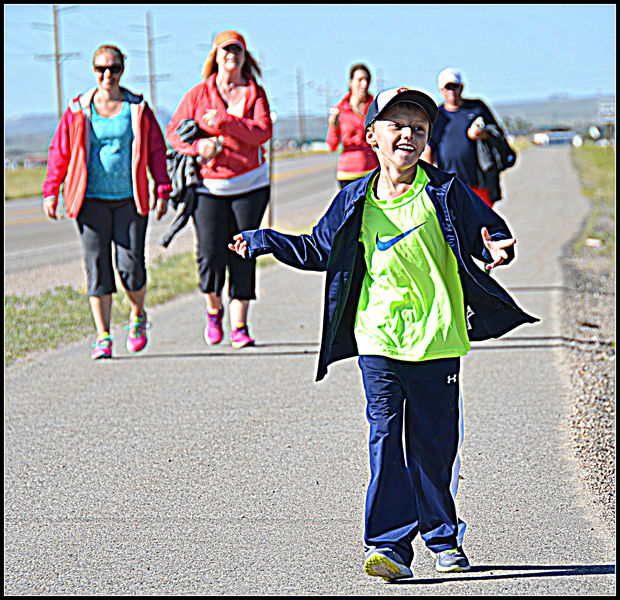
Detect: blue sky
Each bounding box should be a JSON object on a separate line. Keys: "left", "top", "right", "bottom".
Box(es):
{"left": 4, "top": 4, "right": 616, "bottom": 120}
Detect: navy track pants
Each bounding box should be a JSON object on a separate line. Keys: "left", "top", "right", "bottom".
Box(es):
{"left": 359, "top": 355, "right": 466, "bottom": 564}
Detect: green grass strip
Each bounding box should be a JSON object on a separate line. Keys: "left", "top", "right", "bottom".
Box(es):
{"left": 570, "top": 143, "right": 615, "bottom": 258}
{"left": 4, "top": 166, "right": 48, "bottom": 200}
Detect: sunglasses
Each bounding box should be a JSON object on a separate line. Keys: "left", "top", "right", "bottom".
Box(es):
{"left": 444, "top": 83, "right": 461, "bottom": 91}
{"left": 94, "top": 64, "right": 122, "bottom": 74}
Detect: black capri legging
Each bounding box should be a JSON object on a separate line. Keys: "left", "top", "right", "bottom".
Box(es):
{"left": 192, "top": 186, "right": 270, "bottom": 300}
{"left": 76, "top": 197, "right": 148, "bottom": 297}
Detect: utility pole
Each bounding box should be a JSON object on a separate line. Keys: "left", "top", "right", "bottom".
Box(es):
{"left": 130, "top": 10, "right": 171, "bottom": 113}
{"left": 34, "top": 5, "right": 80, "bottom": 119}
{"left": 317, "top": 83, "right": 333, "bottom": 113}
{"left": 377, "top": 68, "right": 384, "bottom": 93}
{"left": 296, "top": 66, "right": 306, "bottom": 146}
{"left": 324, "top": 83, "right": 331, "bottom": 113}
{"left": 146, "top": 11, "right": 156, "bottom": 109}
{"left": 267, "top": 111, "right": 277, "bottom": 228}
{"left": 259, "top": 53, "right": 276, "bottom": 228}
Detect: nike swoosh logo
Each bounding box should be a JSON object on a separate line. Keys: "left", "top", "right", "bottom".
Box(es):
{"left": 375, "top": 222, "right": 427, "bottom": 251}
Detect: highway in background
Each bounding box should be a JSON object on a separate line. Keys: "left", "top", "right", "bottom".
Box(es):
{"left": 4, "top": 153, "right": 339, "bottom": 276}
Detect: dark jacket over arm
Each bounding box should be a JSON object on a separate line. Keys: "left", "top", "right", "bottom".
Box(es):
{"left": 241, "top": 161, "right": 539, "bottom": 381}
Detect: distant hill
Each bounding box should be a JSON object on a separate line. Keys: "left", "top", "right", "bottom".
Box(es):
{"left": 5, "top": 114, "right": 59, "bottom": 159}
{"left": 4, "top": 94, "right": 615, "bottom": 159}
{"left": 274, "top": 93, "right": 616, "bottom": 141}
{"left": 492, "top": 93, "right": 615, "bottom": 130}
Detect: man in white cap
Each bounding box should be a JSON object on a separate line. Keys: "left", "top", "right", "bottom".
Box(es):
{"left": 421, "top": 68, "right": 506, "bottom": 207}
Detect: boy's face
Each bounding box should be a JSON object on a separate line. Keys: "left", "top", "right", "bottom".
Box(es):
{"left": 366, "top": 103, "right": 430, "bottom": 173}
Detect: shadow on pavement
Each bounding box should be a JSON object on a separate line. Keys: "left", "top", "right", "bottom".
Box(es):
{"left": 508, "top": 285, "right": 614, "bottom": 297}
{"left": 112, "top": 345, "right": 320, "bottom": 361}
{"left": 110, "top": 335, "right": 613, "bottom": 360}
{"left": 389, "top": 563, "right": 615, "bottom": 585}
{"left": 508, "top": 285, "right": 573, "bottom": 293}
{"left": 471, "top": 334, "right": 614, "bottom": 350}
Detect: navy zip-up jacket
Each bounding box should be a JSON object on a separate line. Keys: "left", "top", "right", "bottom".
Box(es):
{"left": 241, "top": 161, "right": 539, "bottom": 381}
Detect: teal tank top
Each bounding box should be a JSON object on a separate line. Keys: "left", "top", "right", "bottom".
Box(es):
{"left": 86, "top": 101, "right": 134, "bottom": 199}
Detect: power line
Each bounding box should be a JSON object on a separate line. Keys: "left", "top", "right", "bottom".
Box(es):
{"left": 33, "top": 5, "right": 81, "bottom": 119}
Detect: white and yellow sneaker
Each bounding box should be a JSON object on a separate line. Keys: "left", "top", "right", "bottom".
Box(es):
{"left": 434, "top": 547, "right": 471, "bottom": 572}
{"left": 363, "top": 547, "right": 413, "bottom": 582}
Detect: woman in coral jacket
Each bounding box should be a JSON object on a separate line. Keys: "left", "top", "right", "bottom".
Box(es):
{"left": 42, "top": 44, "right": 171, "bottom": 360}
{"left": 326, "top": 64, "right": 379, "bottom": 189}
{"left": 166, "top": 30, "right": 272, "bottom": 349}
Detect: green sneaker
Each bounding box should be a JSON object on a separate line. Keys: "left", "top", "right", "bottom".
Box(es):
{"left": 434, "top": 547, "right": 471, "bottom": 572}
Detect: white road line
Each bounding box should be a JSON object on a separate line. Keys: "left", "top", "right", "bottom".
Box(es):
{"left": 4, "top": 240, "right": 82, "bottom": 258}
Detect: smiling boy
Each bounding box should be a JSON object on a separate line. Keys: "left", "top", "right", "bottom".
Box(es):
{"left": 229, "top": 88, "right": 538, "bottom": 581}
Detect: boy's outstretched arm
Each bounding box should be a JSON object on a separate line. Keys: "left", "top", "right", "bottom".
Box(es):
{"left": 228, "top": 227, "right": 332, "bottom": 271}
{"left": 228, "top": 192, "right": 348, "bottom": 271}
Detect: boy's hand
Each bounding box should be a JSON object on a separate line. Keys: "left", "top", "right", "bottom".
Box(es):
{"left": 481, "top": 227, "right": 516, "bottom": 270}
{"left": 228, "top": 233, "right": 248, "bottom": 258}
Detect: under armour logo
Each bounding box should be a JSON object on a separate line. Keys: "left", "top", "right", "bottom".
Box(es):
{"left": 447, "top": 374, "right": 458, "bottom": 384}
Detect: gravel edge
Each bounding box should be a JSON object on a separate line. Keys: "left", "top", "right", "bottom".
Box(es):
{"left": 559, "top": 231, "right": 616, "bottom": 532}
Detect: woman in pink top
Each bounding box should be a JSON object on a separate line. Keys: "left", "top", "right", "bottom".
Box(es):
{"left": 166, "top": 30, "right": 272, "bottom": 349}
{"left": 326, "top": 64, "right": 379, "bottom": 189}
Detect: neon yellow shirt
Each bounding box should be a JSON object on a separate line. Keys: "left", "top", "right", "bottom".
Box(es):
{"left": 354, "top": 166, "right": 470, "bottom": 361}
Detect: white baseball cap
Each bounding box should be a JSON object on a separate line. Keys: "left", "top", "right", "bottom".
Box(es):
{"left": 438, "top": 68, "right": 463, "bottom": 89}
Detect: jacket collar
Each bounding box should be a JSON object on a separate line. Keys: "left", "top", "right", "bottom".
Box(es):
{"left": 417, "top": 160, "right": 455, "bottom": 189}
{"left": 338, "top": 168, "right": 377, "bottom": 214}
{"left": 206, "top": 73, "right": 258, "bottom": 115}
{"left": 77, "top": 86, "right": 144, "bottom": 110}
{"left": 341, "top": 161, "right": 455, "bottom": 210}
{"left": 336, "top": 92, "right": 374, "bottom": 113}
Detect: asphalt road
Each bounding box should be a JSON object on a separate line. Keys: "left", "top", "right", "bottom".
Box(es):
{"left": 4, "top": 147, "right": 616, "bottom": 595}
{"left": 4, "top": 153, "right": 339, "bottom": 276}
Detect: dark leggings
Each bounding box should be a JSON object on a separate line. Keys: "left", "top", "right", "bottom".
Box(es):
{"left": 76, "top": 197, "right": 148, "bottom": 297}
{"left": 192, "top": 186, "right": 270, "bottom": 299}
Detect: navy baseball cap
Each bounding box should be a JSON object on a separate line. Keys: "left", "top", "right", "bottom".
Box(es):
{"left": 365, "top": 87, "right": 438, "bottom": 130}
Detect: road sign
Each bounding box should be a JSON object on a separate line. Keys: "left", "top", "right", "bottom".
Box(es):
{"left": 597, "top": 101, "right": 615, "bottom": 123}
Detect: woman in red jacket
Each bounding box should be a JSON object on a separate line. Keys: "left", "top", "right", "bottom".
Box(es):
{"left": 326, "top": 64, "right": 379, "bottom": 189}
{"left": 166, "top": 30, "right": 272, "bottom": 349}
{"left": 42, "top": 44, "right": 171, "bottom": 360}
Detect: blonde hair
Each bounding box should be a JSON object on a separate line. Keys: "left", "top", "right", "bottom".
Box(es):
{"left": 93, "top": 44, "right": 126, "bottom": 68}
{"left": 201, "top": 46, "right": 262, "bottom": 81}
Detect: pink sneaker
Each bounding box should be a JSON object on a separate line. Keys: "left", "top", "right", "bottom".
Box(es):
{"left": 205, "top": 308, "right": 224, "bottom": 345}
{"left": 230, "top": 324, "right": 255, "bottom": 349}
{"left": 126, "top": 314, "right": 149, "bottom": 353}
{"left": 91, "top": 332, "right": 113, "bottom": 360}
